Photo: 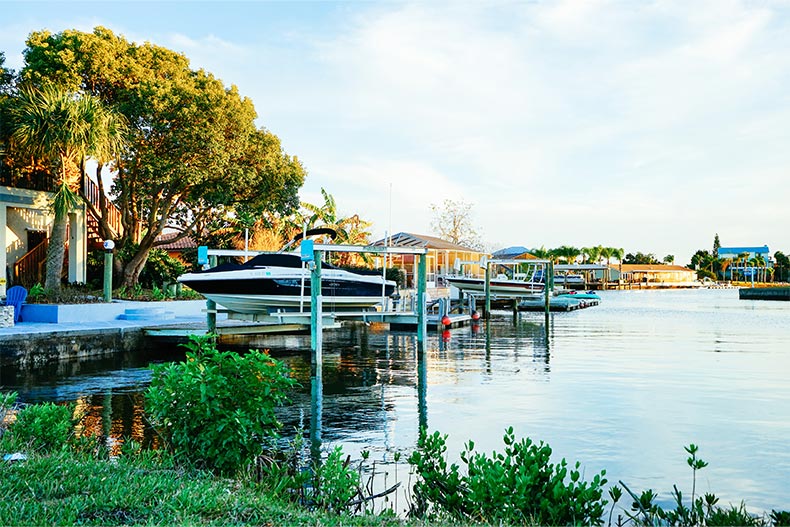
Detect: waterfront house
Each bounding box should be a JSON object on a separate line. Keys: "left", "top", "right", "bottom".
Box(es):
{"left": 611, "top": 264, "right": 698, "bottom": 288}
{"left": 491, "top": 246, "right": 537, "bottom": 260}
{"left": 1, "top": 173, "right": 123, "bottom": 295}
{"left": 156, "top": 232, "right": 197, "bottom": 264}
{"left": 372, "top": 232, "right": 486, "bottom": 288}
{"left": 1, "top": 184, "right": 88, "bottom": 295}
{"left": 717, "top": 245, "right": 772, "bottom": 281}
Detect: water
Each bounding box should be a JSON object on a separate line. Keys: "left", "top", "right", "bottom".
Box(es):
{"left": 2, "top": 289, "right": 789, "bottom": 513}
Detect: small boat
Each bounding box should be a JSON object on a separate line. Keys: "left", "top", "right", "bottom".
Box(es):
{"left": 445, "top": 262, "right": 546, "bottom": 299}
{"left": 445, "top": 275, "right": 545, "bottom": 298}
{"left": 177, "top": 237, "right": 396, "bottom": 314}
{"left": 556, "top": 290, "right": 601, "bottom": 301}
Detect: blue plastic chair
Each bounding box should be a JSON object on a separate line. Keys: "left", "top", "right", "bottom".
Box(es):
{"left": 3, "top": 285, "right": 27, "bottom": 323}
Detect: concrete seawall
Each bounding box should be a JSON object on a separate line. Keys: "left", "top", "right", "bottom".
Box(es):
{"left": 0, "top": 300, "right": 210, "bottom": 368}
{"left": 0, "top": 327, "right": 147, "bottom": 368}
{"left": 739, "top": 287, "right": 790, "bottom": 301}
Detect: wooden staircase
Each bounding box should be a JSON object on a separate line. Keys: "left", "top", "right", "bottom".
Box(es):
{"left": 83, "top": 175, "right": 124, "bottom": 250}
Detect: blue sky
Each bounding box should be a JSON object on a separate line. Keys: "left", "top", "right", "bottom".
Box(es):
{"left": 3, "top": 1, "right": 789, "bottom": 264}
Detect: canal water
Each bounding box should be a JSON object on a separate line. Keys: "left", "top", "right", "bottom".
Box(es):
{"left": 2, "top": 288, "right": 789, "bottom": 513}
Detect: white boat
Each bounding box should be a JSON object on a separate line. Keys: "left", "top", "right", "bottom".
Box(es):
{"left": 445, "top": 261, "right": 547, "bottom": 299}
{"left": 177, "top": 252, "right": 396, "bottom": 315}
{"left": 444, "top": 275, "right": 545, "bottom": 298}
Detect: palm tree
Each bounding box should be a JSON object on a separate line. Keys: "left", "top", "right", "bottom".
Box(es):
{"left": 529, "top": 246, "right": 552, "bottom": 260}
{"left": 736, "top": 252, "right": 750, "bottom": 282}
{"left": 9, "top": 85, "right": 128, "bottom": 290}
{"left": 300, "top": 188, "right": 374, "bottom": 265}
{"left": 719, "top": 258, "right": 733, "bottom": 281}
{"left": 583, "top": 246, "right": 602, "bottom": 265}
{"left": 554, "top": 245, "right": 581, "bottom": 264}
{"left": 752, "top": 254, "right": 767, "bottom": 283}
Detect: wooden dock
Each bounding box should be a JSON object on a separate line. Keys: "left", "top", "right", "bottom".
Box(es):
{"left": 144, "top": 310, "right": 472, "bottom": 346}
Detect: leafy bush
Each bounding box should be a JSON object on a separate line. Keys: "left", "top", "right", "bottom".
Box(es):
{"left": 138, "top": 248, "right": 185, "bottom": 288}
{"left": 312, "top": 446, "right": 359, "bottom": 513}
{"left": 3, "top": 402, "right": 74, "bottom": 453}
{"left": 408, "top": 427, "right": 608, "bottom": 525}
{"left": 145, "top": 335, "right": 297, "bottom": 475}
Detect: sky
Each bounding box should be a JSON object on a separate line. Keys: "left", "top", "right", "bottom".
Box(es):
{"left": 2, "top": 0, "right": 789, "bottom": 264}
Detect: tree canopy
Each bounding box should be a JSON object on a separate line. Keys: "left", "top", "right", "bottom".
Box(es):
{"left": 13, "top": 27, "right": 305, "bottom": 285}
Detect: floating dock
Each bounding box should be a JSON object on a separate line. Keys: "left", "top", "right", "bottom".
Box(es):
{"left": 739, "top": 287, "right": 790, "bottom": 301}
{"left": 518, "top": 296, "right": 600, "bottom": 312}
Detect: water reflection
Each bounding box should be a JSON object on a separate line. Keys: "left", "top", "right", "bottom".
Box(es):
{"left": 4, "top": 290, "right": 790, "bottom": 512}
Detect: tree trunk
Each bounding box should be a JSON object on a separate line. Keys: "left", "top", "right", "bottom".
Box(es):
{"left": 121, "top": 242, "right": 152, "bottom": 287}
{"left": 45, "top": 212, "right": 68, "bottom": 290}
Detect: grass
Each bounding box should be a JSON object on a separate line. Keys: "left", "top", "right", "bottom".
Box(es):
{"left": 0, "top": 450, "right": 409, "bottom": 526}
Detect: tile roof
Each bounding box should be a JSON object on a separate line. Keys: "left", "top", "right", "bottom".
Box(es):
{"left": 155, "top": 232, "right": 197, "bottom": 250}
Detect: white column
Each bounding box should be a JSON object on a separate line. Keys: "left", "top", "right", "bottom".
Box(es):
{"left": 68, "top": 206, "right": 87, "bottom": 284}
{"left": 0, "top": 204, "right": 7, "bottom": 296}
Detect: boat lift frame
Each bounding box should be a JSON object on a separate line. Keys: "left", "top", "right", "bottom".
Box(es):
{"left": 199, "top": 244, "right": 430, "bottom": 357}
{"left": 306, "top": 243, "right": 429, "bottom": 363}
{"left": 453, "top": 257, "right": 554, "bottom": 318}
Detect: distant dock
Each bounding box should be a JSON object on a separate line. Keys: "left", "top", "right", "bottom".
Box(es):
{"left": 739, "top": 287, "right": 790, "bottom": 301}
{"left": 518, "top": 296, "right": 600, "bottom": 312}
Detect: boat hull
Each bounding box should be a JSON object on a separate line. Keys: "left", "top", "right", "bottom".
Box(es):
{"left": 179, "top": 265, "right": 395, "bottom": 314}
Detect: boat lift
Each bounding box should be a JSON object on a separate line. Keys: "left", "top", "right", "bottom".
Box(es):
{"left": 452, "top": 257, "right": 555, "bottom": 318}
{"left": 302, "top": 241, "right": 429, "bottom": 360}
{"left": 198, "top": 243, "right": 430, "bottom": 358}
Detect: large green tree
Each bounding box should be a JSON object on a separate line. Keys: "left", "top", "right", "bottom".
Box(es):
{"left": 8, "top": 84, "right": 128, "bottom": 290}
{"left": 19, "top": 27, "right": 305, "bottom": 286}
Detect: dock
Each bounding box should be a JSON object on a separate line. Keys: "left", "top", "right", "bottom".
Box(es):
{"left": 144, "top": 309, "right": 473, "bottom": 346}
{"left": 518, "top": 296, "right": 600, "bottom": 312}
{"left": 739, "top": 287, "right": 790, "bottom": 301}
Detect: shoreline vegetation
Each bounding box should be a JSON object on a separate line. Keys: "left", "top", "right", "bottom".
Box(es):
{"left": 2, "top": 338, "right": 789, "bottom": 526}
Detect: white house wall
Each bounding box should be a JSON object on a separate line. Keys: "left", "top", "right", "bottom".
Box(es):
{"left": 1, "top": 185, "right": 87, "bottom": 294}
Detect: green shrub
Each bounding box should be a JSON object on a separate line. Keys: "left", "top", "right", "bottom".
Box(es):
{"left": 408, "top": 427, "right": 607, "bottom": 525}
{"left": 145, "top": 335, "right": 296, "bottom": 475}
{"left": 312, "top": 446, "right": 359, "bottom": 513}
{"left": 4, "top": 402, "right": 74, "bottom": 453}
{"left": 139, "top": 248, "right": 185, "bottom": 288}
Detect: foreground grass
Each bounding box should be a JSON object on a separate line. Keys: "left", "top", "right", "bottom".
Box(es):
{"left": 0, "top": 450, "right": 406, "bottom": 526}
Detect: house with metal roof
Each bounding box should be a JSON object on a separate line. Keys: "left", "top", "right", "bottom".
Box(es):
{"left": 717, "top": 245, "right": 771, "bottom": 260}
{"left": 372, "top": 232, "right": 487, "bottom": 287}
{"left": 717, "top": 245, "right": 772, "bottom": 281}
{"left": 491, "top": 246, "right": 536, "bottom": 260}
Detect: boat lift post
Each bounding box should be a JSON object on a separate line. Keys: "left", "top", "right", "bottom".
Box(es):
{"left": 417, "top": 250, "right": 428, "bottom": 343}
{"left": 307, "top": 244, "right": 429, "bottom": 361}
{"left": 484, "top": 258, "right": 491, "bottom": 320}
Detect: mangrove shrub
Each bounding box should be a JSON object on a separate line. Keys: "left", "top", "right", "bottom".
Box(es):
{"left": 145, "top": 335, "right": 296, "bottom": 475}
{"left": 409, "top": 427, "right": 607, "bottom": 525}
